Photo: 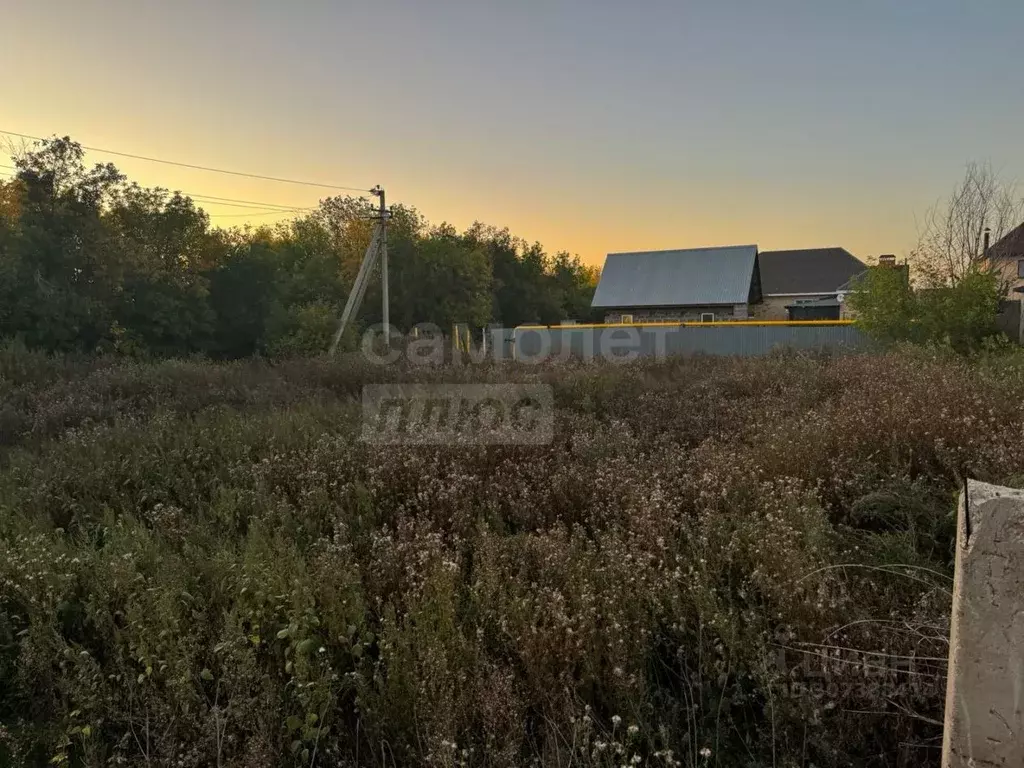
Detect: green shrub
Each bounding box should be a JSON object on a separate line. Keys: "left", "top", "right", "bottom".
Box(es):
{"left": 848, "top": 265, "right": 1004, "bottom": 352}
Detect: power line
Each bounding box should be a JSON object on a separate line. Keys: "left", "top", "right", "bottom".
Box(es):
{"left": 0, "top": 172, "right": 306, "bottom": 218}
{"left": 0, "top": 152, "right": 325, "bottom": 221}
{"left": 179, "top": 192, "right": 312, "bottom": 211}
{"left": 0, "top": 167, "right": 316, "bottom": 216}
{"left": 0, "top": 129, "right": 374, "bottom": 194}
{"left": 185, "top": 197, "right": 311, "bottom": 212}
{"left": 0, "top": 163, "right": 315, "bottom": 211}
{"left": 2, "top": 145, "right": 336, "bottom": 213}
{"left": 207, "top": 209, "right": 306, "bottom": 218}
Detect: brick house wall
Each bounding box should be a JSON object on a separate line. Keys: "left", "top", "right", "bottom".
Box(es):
{"left": 603, "top": 304, "right": 744, "bottom": 323}
{"left": 749, "top": 296, "right": 791, "bottom": 320}
{"left": 986, "top": 257, "right": 1024, "bottom": 299}
{"left": 751, "top": 294, "right": 849, "bottom": 320}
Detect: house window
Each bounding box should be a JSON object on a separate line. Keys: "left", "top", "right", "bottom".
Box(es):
{"left": 620, "top": 314, "right": 634, "bottom": 324}
{"left": 700, "top": 312, "right": 715, "bottom": 323}
{"left": 1017, "top": 260, "right": 1024, "bottom": 279}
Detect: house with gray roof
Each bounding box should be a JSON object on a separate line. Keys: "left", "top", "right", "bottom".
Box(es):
{"left": 754, "top": 247, "right": 867, "bottom": 320}
{"left": 983, "top": 222, "right": 1024, "bottom": 298}
{"left": 591, "top": 245, "right": 762, "bottom": 323}
{"left": 591, "top": 244, "right": 866, "bottom": 323}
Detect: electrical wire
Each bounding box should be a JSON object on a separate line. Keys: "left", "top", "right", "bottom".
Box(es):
{"left": 184, "top": 197, "right": 311, "bottom": 212}
{"left": 176, "top": 192, "right": 312, "bottom": 211}
{"left": 1, "top": 144, "right": 327, "bottom": 220}
{"left": 0, "top": 129, "right": 374, "bottom": 194}
{"left": 0, "top": 171, "right": 307, "bottom": 218}
{"left": 0, "top": 162, "right": 315, "bottom": 211}
{"left": 207, "top": 209, "right": 307, "bottom": 218}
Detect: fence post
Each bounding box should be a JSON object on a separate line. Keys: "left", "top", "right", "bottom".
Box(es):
{"left": 942, "top": 480, "right": 1024, "bottom": 767}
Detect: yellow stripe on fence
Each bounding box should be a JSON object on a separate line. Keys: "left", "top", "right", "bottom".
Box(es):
{"left": 515, "top": 320, "right": 855, "bottom": 330}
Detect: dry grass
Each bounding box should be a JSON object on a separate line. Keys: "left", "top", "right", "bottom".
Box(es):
{"left": 2, "top": 345, "right": 1022, "bottom": 766}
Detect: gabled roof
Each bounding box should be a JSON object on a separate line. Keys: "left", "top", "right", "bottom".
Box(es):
{"left": 758, "top": 247, "right": 866, "bottom": 295}
{"left": 990, "top": 222, "right": 1024, "bottom": 260}
{"left": 591, "top": 245, "right": 758, "bottom": 308}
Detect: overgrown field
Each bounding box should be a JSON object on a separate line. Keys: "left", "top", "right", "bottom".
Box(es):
{"left": 3, "top": 346, "right": 1024, "bottom": 767}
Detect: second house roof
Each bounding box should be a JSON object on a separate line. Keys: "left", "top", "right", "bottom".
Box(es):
{"left": 758, "top": 248, "right": 866, "bottom": 295}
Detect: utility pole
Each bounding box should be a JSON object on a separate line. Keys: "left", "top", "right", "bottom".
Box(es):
{"left": 376, "top": 185, "right": 389, "bottom": 331}
{"left": 328, "top": 185, "right": 390, "bottom": 358}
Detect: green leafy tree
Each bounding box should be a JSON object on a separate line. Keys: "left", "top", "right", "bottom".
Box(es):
{"left": 400, "top": 224, "right": 492, "bottom": 329}
{"left": 0, "top": 179, "right": 22, "bottom": 333}
{"left": 464, "top": 224, "right": 536, "bottom": 325}
{"left": 849, "top": 264, "right": 1003, "bottom": 352}
{"left": 464, "top": 224, "right": 596, "bottom": 326}
{"left": 206, "top": 234, "right": 279, "bottom": 357}
{"left": 550, "top": 250, "right": 600, "bottom": 322}
{"left": 5, "top": 137, "right": 125, "bottom": 351}
{"left": 106, "top": 185, "right": 217, "bottom": 355}
{"left": 846, "top": 266, "right": 918, "bottom": 343}
{"left": 917, "top": 269, "right": 1003, "bottom": 351}
{"left": 264, "top": 299, "right": 339, "bottom": 357}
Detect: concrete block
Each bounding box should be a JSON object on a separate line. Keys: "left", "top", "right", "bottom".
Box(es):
{"left": 943, "top": 480, "right": 1024, "bottom": 767}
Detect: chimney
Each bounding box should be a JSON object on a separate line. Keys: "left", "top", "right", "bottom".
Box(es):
{"left": 983, "top": 227, "right": 991, "bottom": 256}
{"left": 878, "top": 254, "right": 896, "bottom": 266}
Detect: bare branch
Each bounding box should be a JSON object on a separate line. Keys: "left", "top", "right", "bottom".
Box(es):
{"left": 914, "top": 162, "right": 1024, "bottom": 285}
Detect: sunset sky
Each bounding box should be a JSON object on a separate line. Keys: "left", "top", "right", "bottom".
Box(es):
{"left": 4, "top": 0, "right": 1023, "bottom": 265}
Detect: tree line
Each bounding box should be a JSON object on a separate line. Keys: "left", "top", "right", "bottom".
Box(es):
{"left": 0, "top": 137, "right": 600, "bottom": 358}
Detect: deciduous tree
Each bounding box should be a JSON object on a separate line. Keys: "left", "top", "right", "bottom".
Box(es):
{"left": 914, "top": 161, "right": 1023, "bottom": 286}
